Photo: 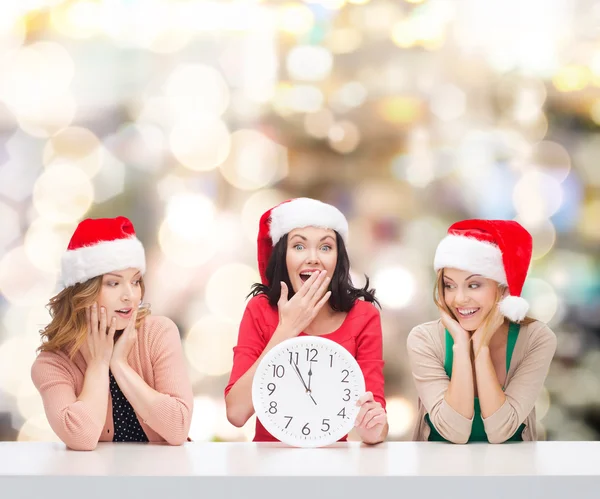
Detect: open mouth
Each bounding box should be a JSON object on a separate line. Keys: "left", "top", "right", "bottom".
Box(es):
{"left": 299, "top": 270, "right": 320, "bottom": 282}
{"left": 115, "top": 308, "right": 133, "bottom": 319}
{"left": 456, "top": 307, "right": 480, "bottom": 319}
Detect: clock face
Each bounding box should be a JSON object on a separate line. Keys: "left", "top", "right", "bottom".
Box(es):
{"left": 252, "top": 336, "right": 366, "bottom": 448}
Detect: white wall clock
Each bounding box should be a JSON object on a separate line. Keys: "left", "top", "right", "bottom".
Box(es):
{"left": 252, "top": 336, "right": 366, "bottom": 448}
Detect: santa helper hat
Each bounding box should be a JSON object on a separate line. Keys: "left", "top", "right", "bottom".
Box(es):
{"left": 61, "top": 216, "right": 146, "bottom": 288}
{"left": 257, "top": 198, "right": 349, "bottom": 285}
{"left": 434, "top": 219, "right": 533, "bottom": 322}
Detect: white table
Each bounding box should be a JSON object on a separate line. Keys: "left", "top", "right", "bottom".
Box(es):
{"left": 1, "top": 442, "right": 600, "bottom": 499}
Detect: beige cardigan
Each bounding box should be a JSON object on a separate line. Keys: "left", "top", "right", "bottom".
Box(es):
{"left": 406, "top": 319, "right": 556, "bottom": 444}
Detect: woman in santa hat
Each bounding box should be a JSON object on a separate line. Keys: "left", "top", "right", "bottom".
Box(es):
{"left": 407, "top": 219, "right": 557, "bottom": 443}
{"left": 32, "top": 216, "right": 193, "bottom": 450}
{"left": 225, "top": 198, "right": 388, "bottom": 444}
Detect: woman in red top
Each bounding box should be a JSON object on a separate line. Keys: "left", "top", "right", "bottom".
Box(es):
{"left": 225, "top": 198, "right": 387, "bottom": 444}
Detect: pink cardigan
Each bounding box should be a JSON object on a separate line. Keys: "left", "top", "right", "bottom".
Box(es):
{"left": 31, "top": 316, "right": 193, "bottom": 451}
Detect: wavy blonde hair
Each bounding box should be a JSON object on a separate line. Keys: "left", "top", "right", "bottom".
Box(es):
{"left": 38, "top": 276, "right": 151, "bottom": 359}
{"left": 434, "top": 269, "right": 535, "bottom": 347}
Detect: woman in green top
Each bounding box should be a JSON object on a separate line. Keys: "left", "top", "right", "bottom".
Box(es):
{"left": 408, "top": 219, "right": 556, "bottom": 443}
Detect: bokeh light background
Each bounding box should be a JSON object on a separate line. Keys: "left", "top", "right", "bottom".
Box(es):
{"left": 1, "top": 0, "right": 599, "bottom": 443}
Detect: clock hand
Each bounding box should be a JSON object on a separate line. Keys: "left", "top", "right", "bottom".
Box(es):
{"left": 290, "top": 360, "right": 310, "bottom": 392}
{"left": 307, "top": 363, "right": 312, "bottom": 393}
{"left": 290, "top": 361, "right": 318, "bottom": 406}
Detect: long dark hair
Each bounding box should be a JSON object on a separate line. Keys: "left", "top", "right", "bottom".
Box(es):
{"left": 249, "top": 231, "right": 379, "bottom": 312}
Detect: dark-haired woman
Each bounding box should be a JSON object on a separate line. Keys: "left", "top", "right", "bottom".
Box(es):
{"left": 225, "top": 198, "right": 387, "bottom": 444}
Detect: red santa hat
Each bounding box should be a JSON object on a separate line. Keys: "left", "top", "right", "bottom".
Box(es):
{"left": 434, "top": 219, "right": 532, "bottom": 322}
{"left": 257, "top": 198, "right": 349, "bottom": 285}
{"left": 61, "top": 216, "right": 146, "bottom": 288}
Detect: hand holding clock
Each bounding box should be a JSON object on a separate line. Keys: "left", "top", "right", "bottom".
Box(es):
{"left": 354, "top": 391, "right": 388, "bottom": 445}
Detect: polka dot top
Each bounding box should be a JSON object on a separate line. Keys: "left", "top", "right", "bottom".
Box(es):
{"left": 109, "top": 370, "right": 149, "bottom": 443}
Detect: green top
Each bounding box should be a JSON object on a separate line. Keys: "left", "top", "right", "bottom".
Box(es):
{"left": 426, "top": 322, "right": 525, "bottom": 443}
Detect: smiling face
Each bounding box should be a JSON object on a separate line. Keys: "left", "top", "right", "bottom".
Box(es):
{"left": 286, "top": 227, "right": 338, "bottom": 294}
{"left": 96, "top": 267, "right": 143, "bottom": 329}
{"left": 442, "top": 268, "right": 500, "bottom": 332}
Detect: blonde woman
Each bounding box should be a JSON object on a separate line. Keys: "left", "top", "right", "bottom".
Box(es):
{"left": 407, "top": 220, "right": 556, "bottom": 443}
{"left": 32, "top": 217, "right": 193, "bottom": 450}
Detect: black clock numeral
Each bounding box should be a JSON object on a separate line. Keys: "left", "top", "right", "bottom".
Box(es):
{"left": 269, "top": 401, "right": 278, "bottom": 414}
{"left": 302, "top": 423, "right": 311, "bottom": 435}
{"left": 342, "top": 388, "right": 351, "bottom": 402}
{"left": 341, "top": 369, "right": 350, "bottom": 383}
{"left": 289, "top": 351, "right": 299, "bottom": 365}
{"left": 337, "top": 408, "right": 346, "bottom": 418}
{"left": 284, "top": 416, "right": 293, "bottom": 429}
{"left": 272, "top": 365, "right": 285, "bottom": 378}
{"left": 321, "top": 419, "right": 330, "bottom": 432}
{"left": 267, "top": 383, "right": 276, "bottom": 395}
{"left": 329, "top": 354, "right": 333, "bottom": 368}
{"left": 306, "top": 348, "right": 318, "bottom": 362}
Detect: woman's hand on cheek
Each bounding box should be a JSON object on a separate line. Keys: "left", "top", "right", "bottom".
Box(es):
{"left": 110, "top": 309, "right": 138, "bottom": 368}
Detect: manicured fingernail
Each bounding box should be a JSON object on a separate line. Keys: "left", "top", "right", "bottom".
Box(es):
{"left": 93, "top": 303, "right": 97, "bottom": 309}
{"left": 100, "top": 307, "right": 105, "bottom": 313}
{"left": 111, "top": 317, "right": 116, "bottom": 323}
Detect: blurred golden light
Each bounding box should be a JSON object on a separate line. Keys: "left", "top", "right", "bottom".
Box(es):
{"left": 165, "top": 64, "right": 230, "bottom": 118}
{"left": 0, "top": 247, "right": 57, "bottom": 306}
{"left": 43, "top": 127, "right": 103, "bottom": 178}
{"left": 184, "top": 315, "right": 238, "bottom": 376}
{"left": 278, "top": 3, "right": 314, "bottom": 35}
{"left": 0, "top": 7, "right": 26, "bottom": 51}
{"left": 391, "top": 20, "right": 416, "bottom": 48}
{"left": 333, "top": 81, "right": 368, "bottom": 111}
{"left": 50, "top": 0, "right": 100, "bottom": 39}
{"left": 206, "top": 263, "right": 260, "bottom": 322}
{"left": 188, "top": 396, "right": 219, "bottom": 442}
{"left": 166, "top": 193, "right": 216, "bottom": 239}
{"left": 108, "top": 123, "right": 166, "bottom": 173}
{"left": 17, "top": 415, "right": 59, "bottom": 442}
{"left": 156, "top": 174, "right": 188, "bottom": 201}
{"left": 24, "top": 219, "right": 76, "bottom": 273}
{"left": 17, "top": 379, "right": 45, "bottom": 421}
{"left": 91, "top": 153, "right": 126, "bottom": 203}
{"left": 274, "top": 83, "right": 324, "bottom": 114}
{"left": 590, "top": 99, "right": 600, "bottom": 125}
{"left": 158, "top": 220, "right": 217, "bottom": 268}
{"left": 169, "top": 115, "right": 231, "bottom": 171}
{"left": 241, "top": 189, "right": 288, "bottom": 243}
{"left": 0, "top": 201, "right": 21, "bottom": 252}
{"left": 328, "top": 121, "right": 361, "bottom": 154}
{"left": 348, "top": 0, "right": 370, "bottom": 4}
{"left": 305, "top": 0, "right": 346, "bottom": 9}
{"left": 0, "top": 336, "right": 39, "bottom": 397}
{"left": 378, "top": 96, "right": 423, "bottom": 124}
{"left": 514, "top": 218, "right": 556, "bottom": 261}
{"left": 304, "top": 109, "right": 335, "bottom": 139}
{"left": 512, "top": 171, "right": 562, "bottom": 226}
{"left": 32, "top": 163, "right": 94, "bottom": 223}
{"left": 0, "top": 42, "right": 77, "bottom": 136}
{"left": 326, "top": 28, "right": 363, "bottom": 54}
{"left": 16, "top": 94, "right": 77, "bottom": 138}
{"left": 430, "top": 84, "right": 466, "bottom": 121}
{"left": 536, "top": 386, "right": 551, "bottom": 420}
{"left": 372, "top": 266, "right": 415, "bottom": 309}
{"left": 287, "top": 45, "right": 333, "bottom": 82}
{"left": 219, "top": 129, "right": 288, "bottom": 190}
{"left": 552, "top": 65, "right": 590, "bottom": 92}
{"left": 386, "top": 396, "right": 415, "bottom": 438}
{"left": 578, "top": 198, "right": 600, "bottom": 241}
{"left": 522, "top": 278, "right": 558, "bottom": 324}
{"left": 526, "top": 140, "right": 571, "bottom": 182}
